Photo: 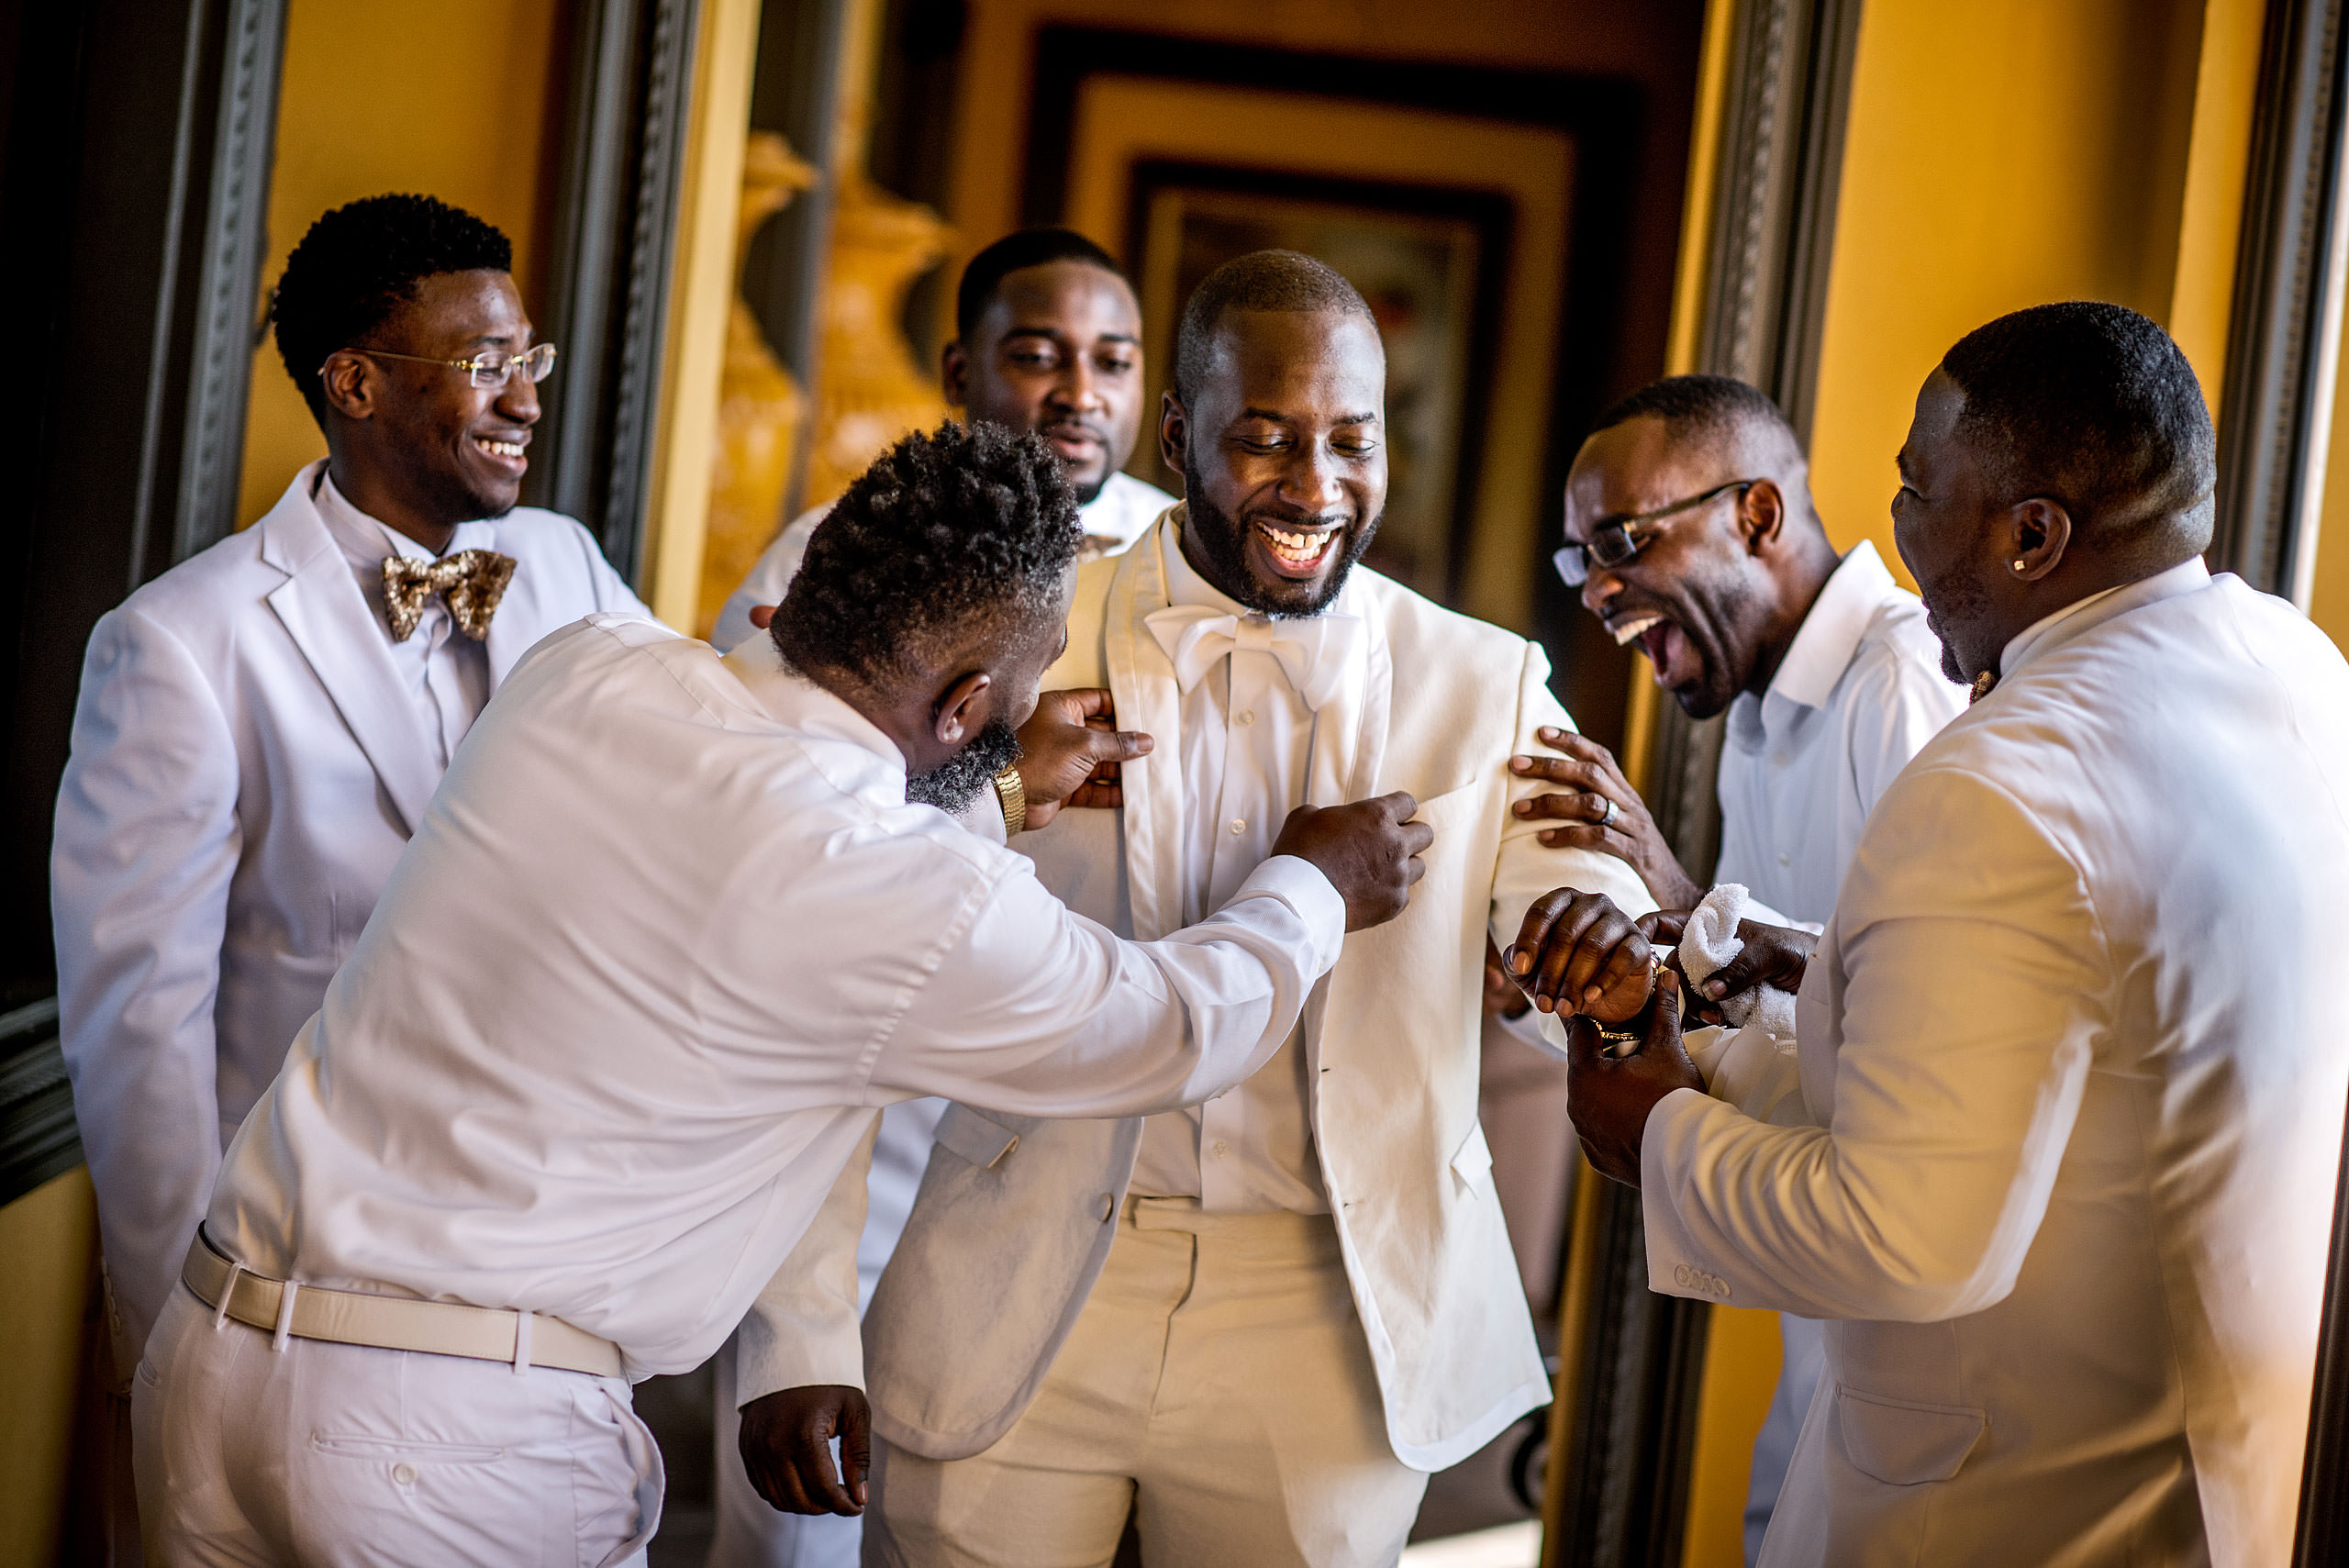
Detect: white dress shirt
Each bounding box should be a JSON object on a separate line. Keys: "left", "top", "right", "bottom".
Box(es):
{"left": 312, "top": 469, "right": 495, "bottom": 769}
{"left": 1126, "top": 530, "right": 1360, "bottom": 1213}
{"left": 1714, "top": 540, "right": 1964, "bottom": 927}
{"left": 710, "top": 471, "right": 1177, "bottom": 652}
{"left": 203, "top": 614, "right": 1343, "bottom": 1378}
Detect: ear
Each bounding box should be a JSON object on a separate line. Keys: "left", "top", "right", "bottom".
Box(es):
{"left": 931, "top": 669, "right": 993, "bottom": 747}
{"left": 317, "top": 350, "right": 379, "bottom": 422}
{"left": 941, "top": 340, "right": 970, "bottom": 409}
{"left": 1158, "top": 390, "right": 1189, "bottom": 489}
{"left": 1736, "top": 479, "right": 1787, "bottom": 554}
{"left": 2004, "top": 498, "right": 2072, "bottom": 582}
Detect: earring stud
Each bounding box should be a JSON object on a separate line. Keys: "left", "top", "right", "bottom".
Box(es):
{"left": 2012, "top": 559, "right": 2028, "bottom": 572}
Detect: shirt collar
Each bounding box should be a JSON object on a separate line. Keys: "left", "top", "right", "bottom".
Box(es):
{"left": 313, "top": 466, "right": 498, "bottom": 567}
{"left": 1767, "top": 539, "right": 1901, "bottom": 711}
{"left": 1997, "top": 554, "right": 2211, "bottom": 680}
{"left": 719, "top": 633, "right": 908, "bottom": 803}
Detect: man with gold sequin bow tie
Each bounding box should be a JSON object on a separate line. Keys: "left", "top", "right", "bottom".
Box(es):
{"left": 51, "top": 192, "right": 651, "bottom": 1477}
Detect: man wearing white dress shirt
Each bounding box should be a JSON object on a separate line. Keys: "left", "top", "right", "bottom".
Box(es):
{"left": 53, "top": 194, "right": 648, "bottom": 1395}
{"left": 1515, "top": 373, "right": 1962, "bottom": 1556}
{"left": 711, "top": 227, "right": 1174, "bottom": 651}
{"left": 1556, "top": 302, "right": 2349, "bottom": 1564}
{"left": 131, "top": 421, "right": 1435, "bottom": 1566}
{"left": 704, "top": 227, "right": 1171, "bottom": 1568}
{"left": 739, "top": 250, "right": 1653, "bottom": 1565}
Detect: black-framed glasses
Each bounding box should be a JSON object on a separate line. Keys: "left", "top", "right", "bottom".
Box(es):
{"left": 1553, "top": 478, "right": 1757, "bottom": 586}
{"left": 326, "top": 343, "right": 558, "bottom": 390}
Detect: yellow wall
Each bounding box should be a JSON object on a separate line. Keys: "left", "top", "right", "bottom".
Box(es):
{"left": 2312, "top": 307, "right": 2349, "bottom": 641}
{"left": 1806, "top": 0, "right": 2220, "bottom": 576}
{"left": 0, "top": 1169, "right": 99, "bottom": 1568}
{"left": 235, "top": 0, "right": 572, "bottom": 528}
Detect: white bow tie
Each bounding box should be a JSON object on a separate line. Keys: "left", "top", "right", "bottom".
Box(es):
{"left": 1143, "top": 604, "right": 1365, "bottom": 712}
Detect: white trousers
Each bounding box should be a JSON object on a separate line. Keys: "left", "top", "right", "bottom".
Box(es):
{"left": 708, "top": 1098, "right": 944, "bottom": 1568}
{"left": 133, "top": 1283, "right": 662, "bottom": 1567}
{"left": 1743, "top": 1313, "right": 1827, "bottom": 1566}
{"left": 866, "top": 1198, "right": 1427, "bottom": 1568}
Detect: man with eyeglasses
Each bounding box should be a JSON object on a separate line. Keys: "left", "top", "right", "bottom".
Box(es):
{"left": 53, "top": 193, "right": 650, "bottom": 1434}
{"left": 1514, "top": 373, "right": 1961, "bottom": 1560}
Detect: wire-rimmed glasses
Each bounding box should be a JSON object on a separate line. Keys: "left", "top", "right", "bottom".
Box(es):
{"left": 327, "top": 342, "right": 559, "bottom": 390}
{"left": 1553, "top": 478, "right": 1756, "bottom": 586}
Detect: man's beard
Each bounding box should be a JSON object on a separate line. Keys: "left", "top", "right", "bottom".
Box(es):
{"left": 1181, "top": 456, "right": 1378, "bottom": 618}
{"left": 1921, "top": 558, "right": 1995, "bottom": 684}
{"left": 906, "top": 717, "right": 1022, "bottom": 813}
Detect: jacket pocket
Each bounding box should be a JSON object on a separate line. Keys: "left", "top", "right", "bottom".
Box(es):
{"left": 1835, "top": 1385, "right": 1985, "bottom": 1485}
{"left": 1449, "top": 1120, "right": 1495, "bottom": 1197}
{"left": 933, "top": 1104, "right": 1019, "bottom": 1170}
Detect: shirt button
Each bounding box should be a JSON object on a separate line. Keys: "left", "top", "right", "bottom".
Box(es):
{"left": 392, "top": 1462, "right": 417, "bottom": 1485}
{"left": 1777, "top": 851, "right": 1791, "bottom": 866}
{"left": 1239, "top": 709, "right": 1255, "bottom": 726}
{"left": 1212, "top": 1140, "right": 1231, "bottom": 1159}
{"left": 1097, "top": 1194, "right": 1116, "bottom": 1222}
{"left": 1772, "top": 752, "right": 1789, "bottom": 767}
{"left": 1230, "top": 818, "right": 1245, "bottom": 834}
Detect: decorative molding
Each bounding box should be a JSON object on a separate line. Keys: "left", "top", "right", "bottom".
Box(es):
{"left": 532, "top": 0, "right": 703, "bottom": 585}
{"left": 2211, "top": 0, "right": 2349, "bottom": 604}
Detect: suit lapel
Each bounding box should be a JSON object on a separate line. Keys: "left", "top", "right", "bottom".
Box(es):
{"left": 259, "top": 477, "right": 443, "bottom": 835}
{"left": 1107, "top": 516, "right": 1188, "bottom": 940}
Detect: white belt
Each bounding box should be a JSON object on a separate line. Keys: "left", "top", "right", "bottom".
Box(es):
{"left": 182, "top": 1230, "right": 624, "bottom": 1379}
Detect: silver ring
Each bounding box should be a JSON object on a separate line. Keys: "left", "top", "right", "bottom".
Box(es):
{"left": 1596, "top": 795, "right": 1621, "bottom": 829}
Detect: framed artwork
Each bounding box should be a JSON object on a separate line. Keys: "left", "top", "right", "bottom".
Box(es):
{"left": 1128, "top": 169, "right": 1510, "bottom": 603}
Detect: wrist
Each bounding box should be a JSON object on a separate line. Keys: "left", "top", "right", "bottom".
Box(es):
{"left": 992, "top": 764, "right": 1027, "bottom": 835}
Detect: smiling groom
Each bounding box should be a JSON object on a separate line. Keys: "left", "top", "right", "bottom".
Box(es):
{"left": 54, "top": 194, "right": 650, "bottom": 1397}
{"left": 737, "top": 250, "right": 1652, "bottom": 1566}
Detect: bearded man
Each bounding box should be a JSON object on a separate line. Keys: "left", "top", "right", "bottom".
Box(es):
{"left": 736, "top": 250, "right": 1652, "bottom": 1566}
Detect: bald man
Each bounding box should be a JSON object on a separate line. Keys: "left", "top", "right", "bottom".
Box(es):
{"left": 1517, "top": 374, "right": 1962, "bottom": 1553}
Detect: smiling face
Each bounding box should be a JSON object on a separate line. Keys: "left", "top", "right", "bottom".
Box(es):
{"left": 1892, "top": 370, "right": 2003, "bottom": 684}
{"left": 1162, "top": 307, "right": 1386, "bottom": 617}
{"left": 947, "top": 261, "right": 1144, "bottom": 506}
{"left": 1564, "top": 415, "right": 1775, "bottom": 718}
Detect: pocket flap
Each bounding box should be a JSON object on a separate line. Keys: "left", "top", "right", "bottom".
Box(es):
{"left": 934, "top": 1105, "right": 1019, "bottom": 1170}
{"left": 1449, "top": 1121, "right": 1495, "bottom": 1195}
{"left": 1836, "top": 1385, "right": 1986, "bottom": 1485}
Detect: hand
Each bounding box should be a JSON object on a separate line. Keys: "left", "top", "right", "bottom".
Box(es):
{"left": 1012, "top": 688, "right": 1152, "bottom": 831}
{"left": 737, "top": 1385, "right": 870, "bottom": 1516}
{"left": 1270, "top": 792, "right": 1432, "bottom": 931}
{"left": 1688, "top": 919, "right": 1817, "bottom": 1007}
{"left": 1510, "top": 728, "right": 1704, "bottom": 910}
{"left": 1482, "top": 936, "right": 1531, "bottom": 1020}
{"left": 1566, "top": 970, "right": 1704, "bottom": 1186}
{"left": 1506, "top": 888, "right": 1654, "bottom": 1021}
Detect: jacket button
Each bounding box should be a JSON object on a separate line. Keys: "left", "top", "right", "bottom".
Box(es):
{"left": 1097, "top": 1194, "right": 1116, "bottom": 1222}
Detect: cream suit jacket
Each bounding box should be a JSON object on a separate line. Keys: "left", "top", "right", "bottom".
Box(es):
{"left": 51, "top": 461, "right": 646, "bottom": 1357}
{"left": 742, "top": 511, "right": 1651, "bottom": 1472}
{"left": 1642, "top": 562, "right": 2349, "bottom": 1566}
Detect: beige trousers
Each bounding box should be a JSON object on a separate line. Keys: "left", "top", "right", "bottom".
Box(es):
{"left": 866, "top": 1198, "right": 1426, "bottom": 1568}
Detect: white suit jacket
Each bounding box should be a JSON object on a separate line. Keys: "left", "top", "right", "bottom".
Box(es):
{"left": 1642, "top": 562, "right": 2349, "bottom": 1566}
{"left": 742, "top": 510, "right": 1650, "bottom": 1471}
{"left": 52, "top": 461, "right": 647, "bottom": 1355}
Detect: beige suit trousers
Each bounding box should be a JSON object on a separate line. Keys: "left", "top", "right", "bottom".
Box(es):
{"left": 866, "top": 1197, "right": 1425, "bottom": 1567}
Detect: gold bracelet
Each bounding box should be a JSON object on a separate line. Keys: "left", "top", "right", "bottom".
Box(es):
{"left": 992, "top": 764, "right": 1028, "bottom": 836}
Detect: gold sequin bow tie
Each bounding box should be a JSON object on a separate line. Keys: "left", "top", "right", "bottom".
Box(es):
{"left": 380, "top": 550, "right": 517, "bottom": 643}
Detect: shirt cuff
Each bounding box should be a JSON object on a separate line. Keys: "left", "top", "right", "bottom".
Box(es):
{"left": 1240, "top": 854, "right": 1348, "bottom": 979}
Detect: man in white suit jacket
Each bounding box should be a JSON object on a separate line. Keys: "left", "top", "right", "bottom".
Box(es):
{"left": 52, "top": 195, "right": 648, "bottom": 1373}
{"left": 1558, "top": 303, "right": 2349, "bottom": 1565}
{"left": 739, "top": 251, "right": 1651, "bottom": 1565}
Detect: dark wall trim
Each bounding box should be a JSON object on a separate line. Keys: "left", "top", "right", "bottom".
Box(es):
{"left": 530, "top": 0, "right": 702, "bottom": 584}
{"left": 2212, "top": 0, "right": 2349, "bottom": 601}
{"left": 0, "top": 999, "right": 78, "bottom": 1207}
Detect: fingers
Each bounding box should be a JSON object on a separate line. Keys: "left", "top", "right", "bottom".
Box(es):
{"left": 1399, "top": 818, "right": 1435, "bottom": 857}
{"left": 1508, "top": 887, "right": 1579, "bottom": 978}
{"left": 839, "top": 1389, "right": 872, "bottom": 1510}
{"left": 1373, "top": 789, "right": 1419, "bottom": 821}
{"left": 1645, "top": 969, "right": 1685, "bottom": 1055}
{"left": 1084, "top": 728, "right": 1154, "bottom": 765}
{"left": 1537, "top": 727, "right": 1629, "bottom": 785}
{"left": 1636, "top": 910, "right": 1689, "bottom": 946}
{"left": 1514, "top": 787, "right": 1620, "bottom": 823}
{"left": 1060, "top": 687, "right": 1116, "bottom": 721}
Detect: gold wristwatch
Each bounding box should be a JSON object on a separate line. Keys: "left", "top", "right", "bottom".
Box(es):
{"left": 992, "top": 764, "right": 1028, "bottom": 836}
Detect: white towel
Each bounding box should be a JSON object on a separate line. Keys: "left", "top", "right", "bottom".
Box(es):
{"left": 1674, "top": 884, "right": 1809, "bottom": 1128}
{"left": 1675, "top": 883, "right": 1798, "bottom": 1037}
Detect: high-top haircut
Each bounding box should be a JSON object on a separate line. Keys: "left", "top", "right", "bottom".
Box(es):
{"left": 1939, "top": 301, "right": 2216, "bottom": 557}
{"left": 272, "top": 194, "right": 514, "bottom": 427}
{"left": 1589, "top": 373, "right": 1797, "bottom": 451}
{"left": 953, "top": 228, "right": 1125, "bottom": 343}
{"left": 1173, "top": 250, "right": 1378, "bottom": 406}
{"left": 774, "top": 421, "right": 1081, "bottom": 693}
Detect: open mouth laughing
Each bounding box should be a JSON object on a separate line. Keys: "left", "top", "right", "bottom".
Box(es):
{"left": 1607, "top": 609, "right": 1698, "bottom": 688}
{"left": 1254, "top": 519, "right": 1341, "bottom": 578}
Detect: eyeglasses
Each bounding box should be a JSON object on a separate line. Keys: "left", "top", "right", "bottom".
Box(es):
{"left": 1553, "top": 478, "right": 1757, "bottom": 586}
{"left": 326, "top": 343, "right": 559, "bottom": 390}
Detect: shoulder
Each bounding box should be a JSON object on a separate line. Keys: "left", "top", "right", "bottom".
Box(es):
{"left": 99, "top": 525, "right": 283, "bottom": 650}
{"left": 486, "top": 506, "right": 609, "bottom": 562}
{"left": 1355, "top": 568, "right": 1534, "bottom": 669}
{"left": 1840, "top": 595, "right": 1964, "bottom": 723}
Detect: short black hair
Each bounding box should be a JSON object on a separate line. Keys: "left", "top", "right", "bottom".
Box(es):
{"left": 1589, "top": 373, "right": 1795, "bottom": 450}
{"left": 774, "top": 421, "right": 1081, "bottom": 690}
{"left": 1173, "top": 250, "right": 1376, "bottom": 406}
{"left": 272, "top": 194, "right": 514, "bottom": 426}
{"left": 954, "top": 228, "right": 1124, "bottom": 343}
{"left": 1939, "top": 301, "right": 2215, "bottom": 552}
